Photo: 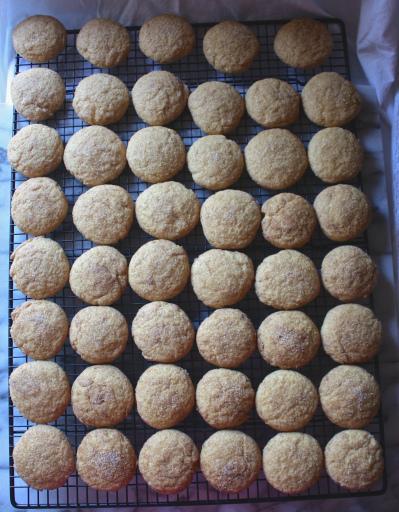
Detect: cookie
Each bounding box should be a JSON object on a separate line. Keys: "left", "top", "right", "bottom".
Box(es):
{"left": 64, "top": 126, "right": 126, "bottom": 186}
{"left": 70, "top": 246, "right": 128, "bottom": 305}
{"left": 11, "top": 177, "right": 68, "bottom": 236}
{"left": 302, "top": 72, "right": 362, "bottom": 127}
{"left": 13, "top": 15, "right": 66, "bottom": 63}
{"left": 245, "top": 79, "right": 300, "bottom": 128}
{"left": 11, "top": 300, "right": 68, "bottom": 360}
{"left": 203, "top": 21, "right": 260, "bottom": 74}
{"left": 132, "top": 70, "right": 188, "bottom": 125}
{"left": 261, "top": 193, "right": 317, "bottom": 248}
{"left": 128, "top": 240, "right": 190, "bottom": 301}
{"left": 69, "top": 306, "right": 128, "bottom": 364}
{"left": 258, "top": 311, "right": 320, "bottom": 369}
{"left": 200, "top": 430, "right": 261, "bottom": 493}
{"left": 139, "top": 429, "right": 199, "bottom": 494}
{"left": 245, "top": 129, "right": 308, "bottom": 189}
{"left": 321, "top": 245, "right": 377, "bottom": 301}
{"left": 77, "top": 18, "right": 130, "bottom": 67}
{"left": 139, "top": 14, "right": 195, "bottom": 63}
{"left": 73, "top": 73, "right": 129, "bottom": 125}
{"left": 256, "top": 370, "right": 318, "bottom": 431}
{"left": 255, "top": 250, "right": 320, "bottom": 309}
{"left": 132, "top": 301, "right": 194, "bottom": 363}
{"left": 321, "top": 304, "right": 382, "bottom": 364}
{"left": 9, "top": 361, "right": 70, "bottom": 423}
{"left": 325, "top": 430, "right": 384, "bottom": 491}
{"left": 196, "top": 308, "right": 256, "bottom": 368}
{"left": 126, "top": 126, "right": 185, "bottom": 183}
{"left": 200, "top": 190, "right": 261, "bottom": 249}
{"left": 319, "top": 365, "right": 380, "bottom": 428}
{"left": 191, "top": 249, "right": 254, "bottom": 308}
{"left": 308, "top": 127, "right": 363, "bottom": 183}
{"left": 77, "top": 429, "right": 136, "bottom": 491}
{"left": 11, "top": 68, "right": 65, "bottom": 121}
{"left": 8, "top": 124, "right": 63, "bottom": 178}
{"left": 314, "top": 184, "right": 371, "bottom": 241}
{"left": 73, "top": 184, "right": 134, "bottom": 244}
{"left": 188, "top": 81, "right": 244, "bottom": 134}
{"left": 72, "top": 365, "right": 134, "bottom": 427}
{"left": 135, "top": 182, "right": 200, "bottom": 240}
{"left": 196, "top": 369, "right": 255, "bottom": 429}
{"left": 135, "top": 364, "right": 195, "bottom": 429}
{"left": 263, "top": 433, "right": 323, "bottom": 494}
{"left": 13, "top": 425, "right": 75, "bottom": 490}
{"left": 274, "top": 18, "right": 333, "bottom": 69}
{"left": 10, "top": 237, "right": 70, "bottom": 299}
{"left": 187, "top": 135, "right": 244, "bottom": 190}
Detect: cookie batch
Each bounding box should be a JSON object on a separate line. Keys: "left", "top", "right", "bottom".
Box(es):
{"left": 9, "top": 14, "right": 384, "bottom": 498}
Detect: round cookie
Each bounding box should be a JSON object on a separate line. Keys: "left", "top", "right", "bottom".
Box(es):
{"left": 258, "top": 311, "right": 320, "bottom": 369}
{"left": 188, "top": 81, "right": 244, "bottom": 134}
{"left": 255, "top": 250, "right": 320, "bottom": 309}
{"left": 191, "top": 249, "right": 254, "bottom": 308}
{"left": 325, "top": 430, "right": 384, "bottom": 491}
{"left": 11, "top": 300, "right": 68, "bottom": 360}
{"left": 263, "top": 433, "right": 324, "bottom": 494}
{"left": 77, "top": 18, "right": 130, "bottom": 68}
{"left": 196, "top": 369, "right": 255, "bottom": 429}
{"left": 9, "top": 361, "right": 70, "bottom": 423}
{"left": 274, "top": 18, "right": 333, "bottom": 69}
{"left": 64, "top": 126, "right": 126, "bottom": 186}
{"left": 302, "top": 72, "right": 362, "bottom": 127}
{"left": 308, "top": 127, "right": 363, "bottom": 183}
{"left": 11, "top": 177, "right": 68, "bottom": 236}
{"left": 319, "top": 365, "right": 380, "bottom": 428}
{"left": 187, "top": 135, "right": 244, "bottom": 190}
{"left": 314, "top": 184, "right": 371, "bottom": 241}
{"left": 196, "top": 308, "right": 256, "bottom": 368}
{"left": 132, "top": 70, "right": 188, "bottom": 125}
{"left": 135, "top": 364, "right": 195, "bottom": 429}
{"left": 256, "top": 370, "right": 318, "bottom": 431}
{"left": 321, "top": 245, "right": 377, "bottom": 301}
{"left": 200, "top": 190, "right": 261, "bottom": 249}
{"left": 73, "top": 185, "right": 134, "bottom": 244}
{"left": 72, "top": 365, "right": 134, "bottom": 427}
{"left": 200, "top": 430, "right": 261, "bottom": 493}
{"left": 245, "top": 79, "right": 300, "bottom": 128}
{"left": 8, "top": 124, "right": 63, "bottom": 178}
{"left": 70, "top": 306, "right": 128, "bottom": 364}
{"left": 13, "top": 425, "right": 75, "bottom": 490}
{"left": 245, "top": 129, "right": 308, "bottom": 189}
{"left": 13, "top": 15, "right": 66, "bottom": 63}
{"left": 139, "top": 14, "right": 195, "bottom": 63}
{"left": 135, "top": 182, "right": 200, "bottom": 240}
{"left": 11, "top": 68, "right": 65, "bottom": 121}
{"left": 77, "top": 429, "right": 136, "bottom": 491}
{"left": 10, "top": 237, "right": 70, "bottom": 299}
{"left": 139, "top": 429, "right": 199, "bottom": 494}
{"left": 261, "top": 193, "right": 317, "bottom": 248}
{"left": 203, "top": 21, "right": 260, "bottom": 74}
{"left": 321, "top": 304, "right": 382, "bottom": 364}
{"left": 126, "top": 127, "right": 185, "bottom": 183}
{"left": 128, "top": 240, "right": 190, "bottom": 301}
{"left": 70, "top": 246, "right": 128, "bottom": 305}
{"left": 132, "top": 302, "right": 194, "bottom": 363}
{"left": 73, "top": 73, "right": 129, "bottom": 125}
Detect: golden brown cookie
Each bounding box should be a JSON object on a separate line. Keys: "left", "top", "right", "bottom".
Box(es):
{"left": 188, "top": 81, "right": 245, "bottom": 134}
{"left": 9, "top": 361, "right": 70, "bottom": 423}
{"left": 135, "top": 364, "right": 195, "bottom": 429}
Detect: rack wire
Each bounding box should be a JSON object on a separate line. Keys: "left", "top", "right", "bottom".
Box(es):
{"left": 9, "top": 19, "right": 386, "bottom": 508}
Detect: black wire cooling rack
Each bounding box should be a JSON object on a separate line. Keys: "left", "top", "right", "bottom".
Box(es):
{"left": 8, "top": 19, "right": 387, "bottom": 508}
